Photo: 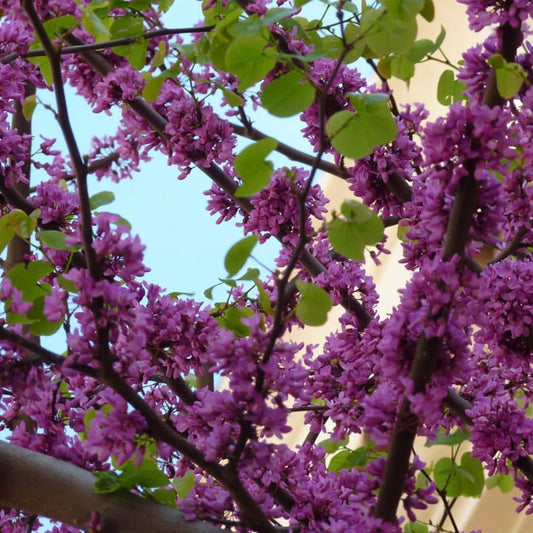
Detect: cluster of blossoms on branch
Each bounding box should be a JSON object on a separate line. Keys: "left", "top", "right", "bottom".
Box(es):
{"left": 0, "top": 0, "right": 532, "bottom": 532}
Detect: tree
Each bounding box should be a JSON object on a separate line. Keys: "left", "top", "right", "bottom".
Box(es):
{"left": 0, "top": 0, "right": 532, "bottom": 531}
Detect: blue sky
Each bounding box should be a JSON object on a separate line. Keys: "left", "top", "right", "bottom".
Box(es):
{"left": 32, "top": 0, "right": 356, "bottom": 300}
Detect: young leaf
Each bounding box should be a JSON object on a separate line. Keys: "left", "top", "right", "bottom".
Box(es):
{"left": 426, "top": 428, "right": 471, "bottom": 447}
{"left": 225, "top": 34, "right": 276, "bottom": 91}
{"left": 487, "top": 54, "right": 527, "bottom": 99}
{"left": 6, "top": 209, "right": 37, "bottom": 240}
{"left": 90, "top": 191, "right": 115, "bottom": 210}
{"left": 360, "top": 8, "right": 418, "bottom": 56}
{"left": 23, "top": 94, "right": 37, "bottom": 122}
{"left": 434, "top": 452, "right": 484, "bottom": 498}
{"left": 485, "top": 472, "right": 514, "bottom": 493}
{"left": 404, "top": 523, "right": 429, "bottom": 533}
{"left": 437, "top": 69, "right": 466, "bottom": 105}
{"left": 224, "top": 235, "right": 258, "bottom": 276}
{"left": 326, "top": 94, "right": 397, "bottom": 160}
{"left": 419, "top": 0, "right": 435, "bottom": 21}
{"left": 328, "top": 200, "right": 384, "bottom": 261}
{"left": 294, "top": 280, "right": 332, "bottom": 326}
{"left": 216, "top": 306, "right": 254, "bottom": 337}
{"left": 37, "top": 230, "right": 70, "bottom": 251}
{"left": 261, "top": 70, "right": 316, "bottom": 117}
{"left": 0, "top": 215, "right": 16, "bottom": 254}
{"left": 318, "top": 437, "right": 349, "bottom": 454}
{"left": 235, "top": 138, "right": 278, "bottom": 197}
{"left": 173, "top": 471, "right": 195, "bottom": 499}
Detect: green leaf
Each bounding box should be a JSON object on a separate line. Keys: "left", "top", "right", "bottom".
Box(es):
{"left": 224, "top": 235, "right": 258, "bottom": 276}
{"left": 404, "top": 523, "right": 429, "bottom": 533}
{"left": 426, "top": 428, "right": 471, "bottom": 447}
{"left": 343, "top": 23, "right": 366, "bottom": 64}
{"left": 94, "top": 471, "right": 122, "bottom": 494}
{"left": 326, "top": 94, "right": 397, "bottom": 160}
{"left": 328, "top": 200, "right": 384, "bottom": 261}
{"left": 6, "top": 209, "right": 37, "bottom": 239}
{"left": 488, "top": 54, "right": 527, "bottom": 99}
{"left": 361, "top": 8, "right": 418, "bottom": 56}
{"left": 486, "top": 472, "right": 514, "bottom": 493}
{"left": 390, "top": 53, "right": 415, "bottom": 81}
{"left": 29, "top": 56, "right": 53, "bottom": 86}
{"left": 261, "top": 70, "right": 316, "bottom": 117}
{"left": 22, "top": 94, "right": 37, "bottom": 122}
{"left": 294, "top": 280, "right": 332, "bottom": 326}
{"left": 235, "top": 138, "right": 278, "bottom": 197}
{"left": 90, "top": 191, "right": 115, "bottom": 210}
{"left": 319, "top": 437, "right": 349, "bottom": 454}
{"left": 37, "top": 230, "right": 70, "bottom": 251}
{"left": 437, "top": 69, "right": 466, "bottom": 106}
{"left": 225, "top": 34, "right": 276, "bottom": 91}
{"left": 58, "top": 275, "right": 78, "bottom": 294}
{"left": 173, "top": 471, "right": 195, "bottom": 498}
{"left": 419, "top": 0, "right": 435, "bottom": 21}
{"left": 142, "top": 73, "right": 165, "bottom": 102}
{"left": 434, "top": 452, "right": 484, "bottom": 498}
{"left": 382, "top": 0, "right": 425, "bottom": 20}
{"left": 150, "top": 488, "right": 176, "bottom": 507}
{"left": 222, "top": 88, "right": 244, "bottom": 107}
{"left": 327, "top": 447, "right": 368, "bottom": 473}
{"left": 119, "top": 458, "right": 169, "bottom": 489}
{"left": 7, "top": 261, "right": 54, "bottom": 302}
{"left": 150, "top": 40, "right": 167, "bottom": 68}
{"left": 40, "top": 15, "right": 78, "bottom": 44}
{"left": 216, "top": 306, "right": 254, "bottom": 337}
{"left": 82, "top": 10, "right": 111, "bottom": 42}
{"left": 0, "top": 215, "right": 16, "bottom": 254}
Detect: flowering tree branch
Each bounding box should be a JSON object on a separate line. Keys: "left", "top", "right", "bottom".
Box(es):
{"left": 0, "top": 441, "right": 223, "bottom": 533}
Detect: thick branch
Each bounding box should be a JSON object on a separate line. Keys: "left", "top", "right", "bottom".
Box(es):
{"left": 0, "top": 441, "right": 223, "bottom": 533}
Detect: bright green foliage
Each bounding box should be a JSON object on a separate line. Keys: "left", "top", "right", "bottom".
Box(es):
{"left": 294, "top": 280, "right": 332, "bottom": 326}
{"left": 437, "top": 69, "right": 467, "bottom": 105}
{"left": 328, "top": 200, "right": 384, "bottom": 261}
{"left": 485, "top": 472, "right": 515, "bottom": 493}
{"left": 377, "top": 27, "right": 445, "bottom": 82}
{"left": 434, "top": 452, "right": 485, "bottom": 498}
{"left": 360, "top": 8, "right": 418, "bottom": 56}
{"left": 381, "top": 0, "right": 425, "bottom": 21}
{"left": 4, "top": 209, "right": 40, "bottom": 240}
{"left": 487, "top": 53, "right": 527, "bottom": 99}
{"left": 261, "top": 70, "right": 316, "bottom": 117}
{"left": 404, "top": 523, "right": 429, "bottom": 533}
{"left": 110, "top": 15, "right": 147, "bottom": 69}
{"left": 90, "top": 191, "right": 115, "bottom": 210}
{"left": 22, "top": 94, "right": 37, "bottom": 121}
{"left": 215, "top": 305, "right": 255, "bottom": 337}
{"left": 172, "top": 471, "right": 195, "bottom": 499}
{"left": 0, "top": 215, "right": 16, "bottom": 255}
{"left": 419, "top": 0, "right": 435, "bottom": 21}
{"left": 224, "top": 235, "right": 258, "bottom": 276}
{"left": 327, "top": 442, "right": 374, "bottom": 473}
{"left": 235, "top": 138, "right": 278, "bottom": 197}
{"left": 326, "top": 93, "right": 397, "bottom": 160}
{"left": 343, "top": 23, "right": 367, "bottom": 63}
{"left": 426, "top": 427, "right": 471, "bottom": 447}
{"left": 4, "top": 261, "right": 63, "bottom": 336}
{"left": 94, "top": 455, "right": 170, "bottom": 494}
{"left": 225, "top": 34, "right": 276, "bottom": 90}
{"left": 318, "top": 437, "right": 349, "bottom": 454}
{"left": 37, "top": 230, "right": 70, "bottom": 251}
{"left": 82, "top": 9, "right": 111, "bottom": 42}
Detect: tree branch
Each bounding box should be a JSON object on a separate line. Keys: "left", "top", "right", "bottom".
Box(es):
{"left": 0, "top": 441, "right": 223, "bottom": 533}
